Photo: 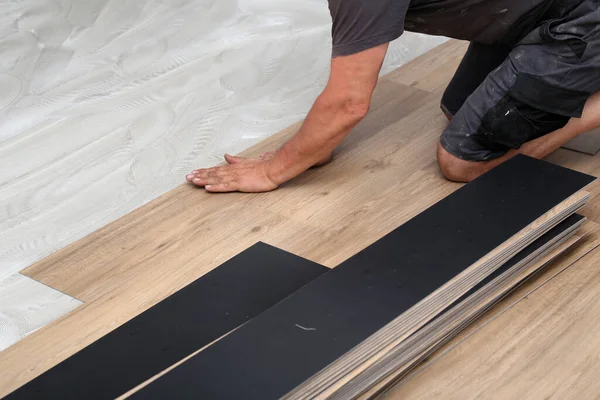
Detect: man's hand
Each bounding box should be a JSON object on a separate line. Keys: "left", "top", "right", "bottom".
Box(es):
{"left": 186, "top": 154, "right": 279, "bottom": 193}
{"left": 187, "top": 42, "right": 389, "bottom": 193}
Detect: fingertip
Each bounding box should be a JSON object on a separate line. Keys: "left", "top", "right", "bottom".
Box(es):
{"left": 205, "top": 184, "right": 234, "bottom": 192}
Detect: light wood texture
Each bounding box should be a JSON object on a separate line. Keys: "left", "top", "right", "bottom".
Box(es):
{"left": 0, "top": 0, "right": 447, "bottom": 348}
{"left": 2, "top": 38, "right": 600, "bottom": 399}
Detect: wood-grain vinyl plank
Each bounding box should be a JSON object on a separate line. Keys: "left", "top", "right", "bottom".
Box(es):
{"left": 21, "top": 92, "right": 455, "bottom": 301}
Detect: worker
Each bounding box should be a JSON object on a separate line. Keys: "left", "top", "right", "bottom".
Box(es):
{"left": 187, "top": 0, "right": 600, "bottom": 192}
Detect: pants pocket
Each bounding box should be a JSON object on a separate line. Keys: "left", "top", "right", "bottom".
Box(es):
{"left": 476, "top": 94, "right": 570, "bottom": 150}
{"left": 510, "top": 73, "right": 589, "bottom": 117}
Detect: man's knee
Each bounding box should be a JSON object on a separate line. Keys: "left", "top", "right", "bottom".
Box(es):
{"left": 437, "top": 142, "right": 486, "bottom": 183}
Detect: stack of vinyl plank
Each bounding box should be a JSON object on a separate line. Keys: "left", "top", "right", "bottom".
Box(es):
{"left": 4, "top": 155, "right": 596, "bottom": 400}
{"left": 286, "top": 208, "right": 588, "bottom": 400}
{"left": 327, "top": 214, "right": 585, "bottom": 399}
{"left": 126, "top": 155, "right": 594, "bottom": 399}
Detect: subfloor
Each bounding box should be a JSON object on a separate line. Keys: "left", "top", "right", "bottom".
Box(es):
{"left": 2, "top": 39, "right": 600, "bottom": 398}
{"left": 0, "top": 0, "right": 446, "bottom": 350}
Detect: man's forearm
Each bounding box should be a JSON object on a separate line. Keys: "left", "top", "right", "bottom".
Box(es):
{"left": 262, "top": 43, "right": 388, "bottom": 186}
{"left": 266, "top": 90, "right": 368, "bottom": 184}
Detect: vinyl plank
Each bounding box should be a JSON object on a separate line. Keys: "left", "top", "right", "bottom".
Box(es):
{"left": 4, "top": 243, "right": 327, "bottom": 400}
{"left": 129, "top": 155, "right": 594, "bottom": 400}
{"left": 20, "top": 82, "right": 433, "bottom": 301}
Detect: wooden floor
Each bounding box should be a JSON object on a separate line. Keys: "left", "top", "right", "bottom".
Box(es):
{"left": 2, "top": 39, "right": 600, "bottom": 399}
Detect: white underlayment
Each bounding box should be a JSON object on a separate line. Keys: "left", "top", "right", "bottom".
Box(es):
{"left": 0, "top": 0, "right": 447, "bottom": 349}
{"left": 0, "top": 273, "right": 81, "bottom": 351}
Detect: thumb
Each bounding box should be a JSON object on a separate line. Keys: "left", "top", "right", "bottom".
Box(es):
{"left": 224, "top": 153, "right": 243, "bottom": 164}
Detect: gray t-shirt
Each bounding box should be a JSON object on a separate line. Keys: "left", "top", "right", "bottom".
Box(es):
{"left": 328, "top": 0, "right": 554, "bottom": 57}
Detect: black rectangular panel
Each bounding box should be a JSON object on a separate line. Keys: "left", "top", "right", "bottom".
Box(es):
{"left": 4, "top": 242, "right": 327, "bottom": 400}
{"left": 132, "top": 155, "right": 594, "bottom": 400}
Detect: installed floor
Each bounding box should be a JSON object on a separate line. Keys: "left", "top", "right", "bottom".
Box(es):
{"left": 3, "top": 38, "right": 600, "bottom": 398}
{"left": 0, "top": 0, "right": 446, "bottom": 350}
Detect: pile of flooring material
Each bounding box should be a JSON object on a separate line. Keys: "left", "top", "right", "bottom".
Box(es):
{"left": 4, "top": 155, "right": 595, "bottom": 400}
{"left": 127, "top": 155, "right": 594, "bottom": 399}
{"left": 324, "top": 213, "right": 585, "bottom": 400}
